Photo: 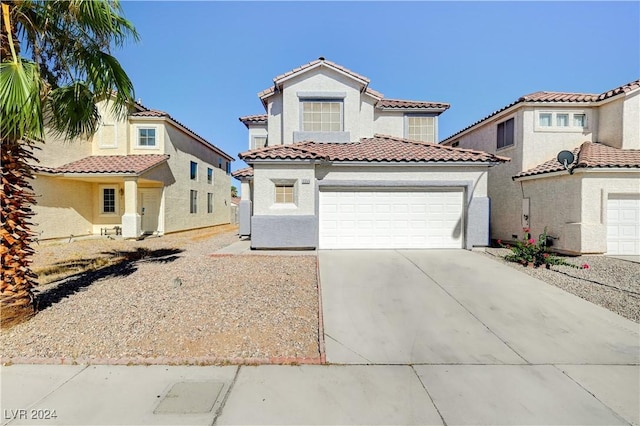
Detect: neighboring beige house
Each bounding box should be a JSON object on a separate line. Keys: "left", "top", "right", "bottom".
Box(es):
{"left": 32, "top": 100, "right": 235, "bottom": 240}
{"left": 233, "top": 58, "right": 508, "bottom": 249}
{"left": 441, "top": 80, "right": 640, "bottom": 255}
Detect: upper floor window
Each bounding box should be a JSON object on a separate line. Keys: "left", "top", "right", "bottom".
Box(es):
{"left": 218, "top": 158, "right": 223, "bottom": 169}
{"left": 301, "top": 100, "right": 342, "bottom": 132}
{"left": 207, "top": 167, "right": 213, "bottom": 184}
{"left": 226, "top": 161, "right": 231, "bottom": 175}
{"left": 536, "top": 111, "right": 588, "bottom": 131}
{"left": 190, "top": 161, "right": 198, "bottom": 180}
{"left": 207, "top": 193, "right": 213, "bottom": 214}
{"left": 497, "top": 118, "right": 515, "bottom": 149}
{"left": 252, "top": 136, "right": 267, "bottom": 150}
{"left": 137, "top": 128, "right": 156, "bottom": 147}
{"left": 406, "top": 116, "right": 435, "bottom": 142}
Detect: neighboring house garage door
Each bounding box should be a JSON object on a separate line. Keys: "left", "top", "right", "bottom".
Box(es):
{"left": 319, "top": 189, "right": 464, "bottom": 249}
{"left": 607, "top": 194, "right": 640, "bottom": 255}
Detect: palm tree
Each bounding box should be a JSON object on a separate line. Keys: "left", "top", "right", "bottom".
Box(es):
{"left": 1, "top": 0, "right": 138, "bottom": 327}
{"left": 231, "top": 185, "right": 238, "bottom": 198}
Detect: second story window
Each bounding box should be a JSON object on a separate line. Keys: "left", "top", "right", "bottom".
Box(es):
{"left": 207, "top": 167, "right": 213, "bottom": 184}
{"left": 497, "top": 117, "right": 515, "bottom": 149}
{"left": 252, "top": 136, "right": 267, "bottom": 150}
{"left": 301, "top": 100, "right": 342, "bottom": 132}
{"left": 406, "top": 116, "right": 435, "bottom": 142}
{"left": 536, "top": 111, "right": 588, "bottom": 131}
{"left": 137, "top": 128, "right": 156, "bottom": 147}
{"left": 190, "top": 161, "right": 198, "bottom": 180}
{"left": 218, "top": 158, "right": 222, "bottom": 169}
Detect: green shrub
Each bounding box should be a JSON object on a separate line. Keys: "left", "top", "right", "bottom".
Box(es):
{"left": 499, "top": 228, "right": 588, "bottom": 269}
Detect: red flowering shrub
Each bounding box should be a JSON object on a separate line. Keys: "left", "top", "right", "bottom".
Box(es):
{"left": 499, "top": 228, "right": 588, "bottom": 270}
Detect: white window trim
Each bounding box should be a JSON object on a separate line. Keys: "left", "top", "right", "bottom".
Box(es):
{"left": 534, "top": 110, "right": 590, "bottom": 133}
{"left": 299, "top": 99, "right": 344, "bottom": 132}
{"left": 99, "top": 185, "right": 119, "bottom": 216}
{"left": 272, "top": 179, "right": 298, "bottom": 207}
{"left": 134, "top": 125, "right": 160, "bottom": 149}
{"left": 404, "top": 114, "right": 437, "bottom": 143}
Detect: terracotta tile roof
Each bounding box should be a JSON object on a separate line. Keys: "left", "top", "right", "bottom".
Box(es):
{"left": 597, "top": 79, "right": 640, "bottom": 101}
{"left": 231, "top": 166, "right": 255, "bottom": 179}
{"left": 514, "top": 142, "right": 640, "bottom": 179}
{"left": 273, "top": 57, "right": 370, "bottom": 85}
{"left": 130, "top": 102, "right": 234, "bottom": 161}
{"left": 34, "top": 155, "right": 169, "bottom": 175}
{"left": 231, "top": 197, "right": 241, "bottom": 205}
{"left": 442, "top": 79, "right": 640, "bottom": 144}
{"left": 240, "top": 134, "right": 509, "bottom": 164}
{"left": 239, "top": 114, "right": 268, "bottom": 127}
{"left": 365, "top": 87, "right": 384, "bottom": 99}
{"left": 377, "top": 98, "right": 450, "bottom": 111}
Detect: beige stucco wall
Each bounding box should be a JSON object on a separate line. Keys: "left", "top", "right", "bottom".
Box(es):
{"left": 252, "top": 162, "right": 490, "bottom": 218}
{"left": 597, "top": 98, "right": 624, "bottom": 149}
{"left": 162, "top": 124, "right": 231, "bottom": 233}
{"left": 31, "top": 176, "right": 94, "bottom": 239}
{"left": 520, "top": 170, "right": 640, "bottom": 254}
{"left": 248, "top": 124, "right": 268, "bottom": 150}
{"left": 319, "top": 165, "right": 488, "bottom": 196}
{"left": 35, "top": 131, "right": 92, "bottom": 168}
{"left": 252, "top": 163, "right": 316, "bottom": 216}
{"left": 622, "top": 90, "right": 640, "bottom": 149}
{"left": 521, "top": 107, "right": 595, "bottom": 170}
{"left": 374, "top": 111, "right": 404, "bottom": 138}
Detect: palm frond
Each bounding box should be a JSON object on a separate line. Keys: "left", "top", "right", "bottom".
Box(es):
{"left": 0, "top": 58, "right": 44, "bottom": 141}
{"left": 45, "top": 82, "right": 100, "bottom": 140}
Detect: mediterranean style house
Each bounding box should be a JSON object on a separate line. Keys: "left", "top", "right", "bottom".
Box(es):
{"left": 233, "top": 58, "right": 509, "bottom": 250}
{"left": 31, "top": 100, "right": 234, "bottom": 240}
{"left": 441, "top": 79, "right": 640, "bottom": 255}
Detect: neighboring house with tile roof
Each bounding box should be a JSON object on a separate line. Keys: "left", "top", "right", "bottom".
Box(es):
{"left": 233, "top": 58, "right": 510, "bottom": 250}
{"left": 31, "top": 99, "right": 235, "bottom": 240}
{"left": 441, "top": 79, "right": 640, "bottom": 255}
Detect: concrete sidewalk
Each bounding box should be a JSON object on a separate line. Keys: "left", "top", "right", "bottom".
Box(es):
{"left": 2, "top": 363, "right": 637, "bottom": 425}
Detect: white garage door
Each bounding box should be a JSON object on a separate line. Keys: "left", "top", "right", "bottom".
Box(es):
{"left": 319, "top": 189, "right": 464, "bottom": 249}
{"left": 607, "top": 194, "right": 640, "bottom": 255}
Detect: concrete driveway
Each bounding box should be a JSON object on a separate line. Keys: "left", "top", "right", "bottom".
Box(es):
{"left": 319, "top": 249, "right": 639, "bottom": 424}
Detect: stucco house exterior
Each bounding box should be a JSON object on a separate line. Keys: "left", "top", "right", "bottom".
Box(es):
{"left": 31, "top": 100, "right": 234, "bottom": 240}
{"left": 441, "top": 80, "right": 640, "bottom": 255}
{"left": 233, "top": 58, "right": 509, "bottom": 250}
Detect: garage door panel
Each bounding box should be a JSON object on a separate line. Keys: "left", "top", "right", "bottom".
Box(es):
{"left": 607, "top": 195, "right": 640, "bottom": 255}
{"left": 319, "top": 189, "right": 464, "bottom": 249}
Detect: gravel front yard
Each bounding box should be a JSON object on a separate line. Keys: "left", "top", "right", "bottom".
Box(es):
{"left": 1, "top": 226, "right": 320, "bottom": 364}
{"left": 483, "top": 248, "right": 640, "bottom": 323}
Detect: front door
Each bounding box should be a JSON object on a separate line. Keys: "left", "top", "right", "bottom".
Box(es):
{"left": 138, "top": 188, "right": 160, "bottom": 234}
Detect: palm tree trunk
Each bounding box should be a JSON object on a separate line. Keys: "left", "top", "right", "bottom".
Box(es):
{"left": 1, "top": 138, "right": 38, "bottom": 328}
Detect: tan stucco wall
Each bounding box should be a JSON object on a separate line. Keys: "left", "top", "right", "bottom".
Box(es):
{"left": 32, "top": 176, "right": 94, "bottom": 239}
{"left": 521, "top": 171, "right": 640, "bottom": 254}
{"left": 35, "top": 131, "right": 92, "bottom": 168}
{"left": 162, "top": 125, "right": 231, "bottom": 233}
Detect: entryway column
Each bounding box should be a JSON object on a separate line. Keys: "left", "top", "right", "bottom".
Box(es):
{"left": 121, "top": 178, "right": 141, "bottom": 238}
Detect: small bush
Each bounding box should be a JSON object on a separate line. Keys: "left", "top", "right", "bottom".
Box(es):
{"left": 499, "top": 228, "right": 588, "bottom": 269}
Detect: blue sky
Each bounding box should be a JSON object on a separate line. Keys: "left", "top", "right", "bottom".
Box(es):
{"left": 115, "top": 1, "right": 639, "bottom": 180}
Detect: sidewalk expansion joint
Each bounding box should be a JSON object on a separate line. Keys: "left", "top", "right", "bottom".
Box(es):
{"left": 411, "top": 365, "right": 448, "bottom": 426}
{"left": 211, "top": 365, "right": 241, "bottom": 426}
